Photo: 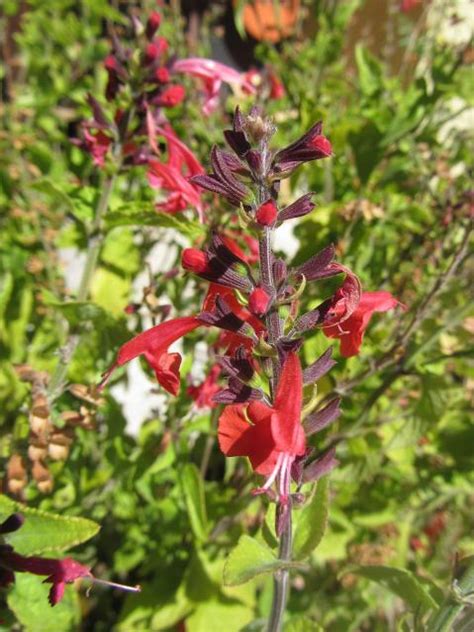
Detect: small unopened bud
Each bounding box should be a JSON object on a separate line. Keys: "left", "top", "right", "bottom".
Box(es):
{"left": 7, "top": 454, "right": 27, "bottom": 495}
{"left": 155, "top": 84, "right": 185, "bottom": 107}
{"left": 255, "top": 200, "right": 277, "bottom": 226}
{"left": 146, "top": 11, "right": 161, "bottom": 39}
{"left": 154, "top": 67, "right": 170, "bottom": 83}
{"left": 145, "top": 43, "right": 159, "bottom": 63}
{"left": 182, "top": 248, "right": 209, "bottom": 274}
{"left": 273, "top": 259, "right": 287, "bottom": 286}
{"left": 248, "top": 287, "right": 271, "bottom": 316}
{"left": 309, "top": 135, "right": 332, "bottom": 157}
{"left": 32, "top": 460, "right": 53, "bottom": 494}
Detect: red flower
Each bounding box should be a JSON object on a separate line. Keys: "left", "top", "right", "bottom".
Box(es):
{"left": 146, "top": 117, "right": 205, "bottom": 220}
{"left": 187, "top": 365, "right": 221, "bottom": 409}
{"left": 171, "top": 57, "right": 257, "bottom": 115}
{"left": 323, "top": 291, "right": 403, "bottom": 357}
{"left": 100, "top": 317, "right": 202, "bottom": 395}
{"left": 268, "top": 71, "right": 285, "bottom": 100}
{"left": 81, "top": 129, "right": 112, "bottom": 167}
{"left": 0, "top": 549, "right": 92, "bottom": 606}
{"left": 218, "top": 353, "right": 305, "bottom": 500}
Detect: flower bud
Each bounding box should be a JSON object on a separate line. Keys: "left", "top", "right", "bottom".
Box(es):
{"left": 248, "top": 287, "right": 271, "bottom": 316}
{"left": 255, "top": 200, "right": 277, "bottom": 226}
{"left": 182, "top": 248, "right": 209, "bottom": 274}
{"left": 145, "top": 42, "right": 160, "bottom": 63}
{"left": 309, "top": 135, "right": 332, "bottom": 157}
{"left": 154, "top": 67, "right": 170, "bottom": 83}
{"left": 155, "top": 85, "right": 185, "bottom": 107}
{"left": 146, "top": 11, "right": 161, "bottom": 39}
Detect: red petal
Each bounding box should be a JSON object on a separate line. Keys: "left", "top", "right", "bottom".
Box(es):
{"left": 116, "top": 317, "right": 200, "bottom": 366}
{"left": 218, "top": 405, "right": 277, "bottom": 475}
{"left": 323, "top": 291, "right": 402, "bottom": 357}
{"left": 272, "top": 353, "right": 306, "bottom": 455}
{"left": 144, "top": 351, "right": 182, "bottom": 395}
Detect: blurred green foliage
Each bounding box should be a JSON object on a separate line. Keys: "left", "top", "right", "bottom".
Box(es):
{"left": 0, "top": 0, "right": 472, "bottom": 630}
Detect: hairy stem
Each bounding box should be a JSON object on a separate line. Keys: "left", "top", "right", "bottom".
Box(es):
{"left": 256, "top": 143, "right": 291, "bottom": 632}
{"left": 266, "top": 507, "right": 292, "bottom": 632}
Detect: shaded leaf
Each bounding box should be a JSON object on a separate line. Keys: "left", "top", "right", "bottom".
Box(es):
{"left": 293, "top": 477, "right": 329, "bottom": 560}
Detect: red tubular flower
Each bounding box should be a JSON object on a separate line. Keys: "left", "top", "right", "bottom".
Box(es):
{"left": 255, "top": 200, "right": 278, "bottom": 226}
{"left": 171, "top": 57, "right": 257, "bottom": 115}
{"left": 100, "top": 317, "right": 202, "bottom": 395}
{"left": 323, "top": 291, "right": 404, "bottom": 357}
{"left": 218, "top": 353, "right": 305, "bottom": 501}
{"left": 248, "top": 287, "right": 271, "bottom": 316}
{"left": 0, "top": 549, "right": 92, "bottom": 606}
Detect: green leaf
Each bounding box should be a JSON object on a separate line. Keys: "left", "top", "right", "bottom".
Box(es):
{"left": 7, "top": 574, "right": 79, "bottom": 632}
{"left": 105, "top": 203, "right": 205, "bottom": 240}
{"left": 29, "top": 178, "right": 74, "bottom": 213}
{"left": 181, "top": 464, "right": 208, "bottom": 542}
{"left": 341, "top": 565, "right": 438, "bottom": 616}
{"left": 293, "top": 477, "right": 329, "bottom": 561}
{"left": 223, "top": 535, "right": 302, "bottom": 586}
{"left": 40, "top": 290, "right": 110, "bottom": 327}
{"left": 0, "top": 495, "right": 100, "bottom": 556}
{"left": 355, "top": 45, "right": 383, "bottom": 97}
{"left": 348, "top": 120, "right": 383, "bottom": 185}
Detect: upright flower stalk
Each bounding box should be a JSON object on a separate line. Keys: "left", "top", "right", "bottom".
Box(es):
{"left": 102, "top": 106, "right": 403, "bottom": 630}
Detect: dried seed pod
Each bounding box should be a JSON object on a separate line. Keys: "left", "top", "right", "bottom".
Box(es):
{"left": 68, "top": 384, "right": 105, "bottom": 406}
{"left": 32, "top": 460, "right": 53, "bottom": 494}
{"left": 29, "top": 405, "right": 51, "bottom": 436}
{"left": 28, "top": 434, "right": 48, "bottom": 461}
{"left": 48, "top": 428, "right": 74, "bottom": 461}
{"left": 7, "top": 454, "right": 28, "bottom": 495}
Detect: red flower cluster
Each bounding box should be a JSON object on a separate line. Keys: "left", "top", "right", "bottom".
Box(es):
{"left": 101, "top": 107, "right": 405, "bottom": 518}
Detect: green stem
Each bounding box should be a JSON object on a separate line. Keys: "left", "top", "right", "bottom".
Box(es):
{"left": 48, "top": 170, "right": 118, "bottom": 402}
{"left": 428, "top": 557, "right": 474, "bottom": 632}
{"left": 266, "top": 508, "right": 292, "bottom": 632}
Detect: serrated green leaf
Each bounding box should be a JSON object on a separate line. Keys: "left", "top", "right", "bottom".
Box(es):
{"left": 223, "top": 535, "right": 302, "bottom": 586}
{"left": 0, "top": 495, "right": 100, "bottom": 556}
{"left": 7, "top": 573, "right": 79, "bottom": 631}
{"left": 181, "top": 464, "right": 208, "bottom": 542}
{"left": 293, "top": 477, "right": 329, "bottom": 561}
{"left": 341, "top": 565, "right": 438, "bottom": 616}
